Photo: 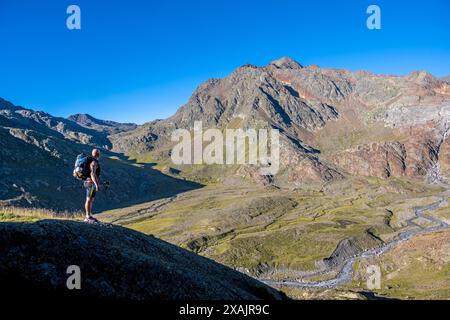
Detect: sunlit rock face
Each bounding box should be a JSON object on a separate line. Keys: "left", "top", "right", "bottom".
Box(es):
{"left": 110, "top": 58, "right": 450, "bottom": 185}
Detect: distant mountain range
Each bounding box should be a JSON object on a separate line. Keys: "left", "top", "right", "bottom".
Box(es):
{"left": 111, "top": 57, "right": 450, "bottom": 186}
{"left": 1, "top": 57, "right": 449, "bottom": 209}
{"left": 0, "top": 98, "right": 199, "bottom": 211}
{"left": 68, "top": 113, "right": 137, "bottom": 135}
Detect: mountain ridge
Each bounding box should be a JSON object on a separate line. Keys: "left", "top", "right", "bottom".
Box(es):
{"left": 110, "top": 57, "right": 450, "bottom": 186}
{"left": 68, "top": 113, "right": 137, "bottom": 135}
{"left": 1, "top": 57, "right": 449, "bottom": 209}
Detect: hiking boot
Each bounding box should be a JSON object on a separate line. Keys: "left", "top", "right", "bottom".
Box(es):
{"left": 84, "top": 216, "right": 99, "bottom": 223}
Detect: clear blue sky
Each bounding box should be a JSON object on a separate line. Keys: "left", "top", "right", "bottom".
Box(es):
{"left": 1, "top": 0, "right": 449, "bottom": 124}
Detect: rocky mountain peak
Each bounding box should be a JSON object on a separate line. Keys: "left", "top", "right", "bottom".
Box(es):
{"left": 68, "top": 113, "right": 96, "bottom": 123}
{"left": 0, "top": 97, "right": 18, "bottom": 111}
{"left": 269, "top": 57, "right": 303, "bottom": 70}
{"left": 405, "top": 70, "right": 435, "bottom": 81}
{"left": 441, "top": 75, "right": 450, "bottom": 84}
{"left": 109, "top": 57, "right": 450, "bottom": 186}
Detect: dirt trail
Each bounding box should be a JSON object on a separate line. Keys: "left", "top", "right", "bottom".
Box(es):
{"left": 261, "top": 190, "right": 449, "bottom": 289}
{"left": 103, "top": 196, "right": 178, "bottom": 225}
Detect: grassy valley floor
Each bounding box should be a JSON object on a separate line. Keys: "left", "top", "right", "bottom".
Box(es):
{"left": 95, "top": 177, "right": 450, "bottom": 299}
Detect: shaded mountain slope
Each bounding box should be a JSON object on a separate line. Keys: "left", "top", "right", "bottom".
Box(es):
{"left": 0, "top": 220, "right": 286, "bottom": 300}
{"left": 0, "top": 98, "right": 201, "bottom": 211}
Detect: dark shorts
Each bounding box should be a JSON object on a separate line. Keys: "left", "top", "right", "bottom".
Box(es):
{"left": 84, "top": 181, "right": 96, "bottom": 199}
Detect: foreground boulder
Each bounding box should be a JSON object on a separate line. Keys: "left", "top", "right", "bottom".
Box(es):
{"left": 0, "top": 220, "right": 285, "bottom": 300}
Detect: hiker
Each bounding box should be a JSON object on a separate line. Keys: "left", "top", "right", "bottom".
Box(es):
{"left": 83, "top": 149, "right": 101, "bottom": 223}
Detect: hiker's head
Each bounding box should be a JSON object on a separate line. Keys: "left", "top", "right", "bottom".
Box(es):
{"left": 92, "top": 149, "right": 101, "bottom": 159}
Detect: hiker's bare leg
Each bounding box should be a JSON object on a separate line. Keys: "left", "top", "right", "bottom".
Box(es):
{"left": 85, "top": 197, "right": 94, "bottom": 218}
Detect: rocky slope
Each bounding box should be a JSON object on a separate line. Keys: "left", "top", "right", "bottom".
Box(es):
{"left": 0, "top": 219, "right": 285, "bottom": 300}
{"left": 111, "top": 58, "right": 450, "bottom": 186}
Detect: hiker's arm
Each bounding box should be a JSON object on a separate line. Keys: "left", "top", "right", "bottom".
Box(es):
{"left": 90, "top": 162, "right": 100, "bottom": 191}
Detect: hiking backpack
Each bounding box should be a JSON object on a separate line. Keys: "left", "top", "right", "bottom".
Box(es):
{"left": 73, "top": 153, "right": 91, "bottom": 180}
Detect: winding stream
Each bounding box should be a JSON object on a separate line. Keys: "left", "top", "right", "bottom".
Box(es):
{"left": 261, "top": 191, "right": 449, "bottom": 289}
